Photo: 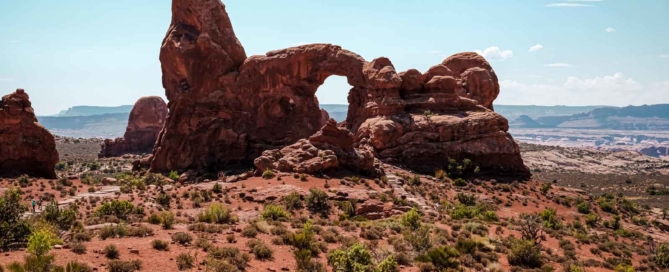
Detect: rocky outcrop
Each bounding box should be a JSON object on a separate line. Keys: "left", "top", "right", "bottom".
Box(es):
{"left": 254, "top": 119, "right": 377, "bottom": 174}
{"left": 0, "top": 89, "right": 59, "bottom": 178}
{"left": 151, "top": 0, "right": 529, "bottom": 178}
{"left": 99, "top": 96, "right": 167, "bottom": 158}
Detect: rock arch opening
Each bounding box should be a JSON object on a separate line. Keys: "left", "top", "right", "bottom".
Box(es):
{"left": 316, "top": 76, "right": 351, "bottom": 124}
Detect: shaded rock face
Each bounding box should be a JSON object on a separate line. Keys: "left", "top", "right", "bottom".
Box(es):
{"left": 152, "top": 0, "right": 529, "bottom": 177}
{"left": 0, "top": 89, "right": 59, "bottom": 178}
{"left": 99, "top": 96, "right": 168, "bottom": 158}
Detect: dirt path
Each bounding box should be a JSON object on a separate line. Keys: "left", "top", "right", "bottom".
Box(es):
{"left": 21, "top": 186, "right": 120, "bottom": 218}
{"left": 386, "top": 174, "right": 436, "bottom": 215}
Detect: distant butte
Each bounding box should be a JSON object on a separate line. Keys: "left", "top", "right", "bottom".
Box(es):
{"left": 0, "top": 88, "right": 59, "bottom": 178}
{"left": 99, "top": 96, "right": 168, "bottom": 158}
{"left": 150, "top": 0, "right": 529, "bottom": 177}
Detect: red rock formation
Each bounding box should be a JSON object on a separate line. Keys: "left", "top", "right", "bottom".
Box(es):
{"left": 152, "top": 0, "right": 529, "bottom": 178}
{"left": 254, "top": 119, "right": 377, "bottom": 175}
{"left": 99, "top": 96, "right": 167, "bottom": 158}
{"left": 0, "top": 89, "right": 59, "bottom": 178}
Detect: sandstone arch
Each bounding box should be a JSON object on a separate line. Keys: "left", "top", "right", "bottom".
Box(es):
{"left": 151, "top": 0, "right": 529, "bottom": 177}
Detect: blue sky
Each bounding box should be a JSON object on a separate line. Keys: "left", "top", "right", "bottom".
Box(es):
{"left": 1, "top": 0, "right": 668, "bottom": 115}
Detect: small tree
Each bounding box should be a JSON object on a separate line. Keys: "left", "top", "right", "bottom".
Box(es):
{"left": 0, "top": 187, "right": 31, "bottom": 249}
{"left": 518, "top": 214, "right": 543, "bottom": 245}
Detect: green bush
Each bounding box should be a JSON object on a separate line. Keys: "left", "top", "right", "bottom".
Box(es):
{"left": 453, "top": 178, "right": 467, "bottom": 186}
{"left": 171, "top": 232, "right": 193, "bottom": 245}
{"left": 456, "top": 193, "right": 477, "bottom": 206}
{"left": 64, "top": 261, "right": 92, "bottom": 272}
{"left": 262, "top": 169, "right": 276, "bottom": 179}
{"left": 401, "top": 208, "right": 421, "bottom": 230}
{"left": 156, "top": 193, "right": 171, "bottom": 208}
{"left": 197, "top": 203, "right": 237, "bottom": 224}
{"left": 241, "top": 225, "right": 258, "bottom": 238}
{"left": 306, "top": 188, "right": 330, "bottom": 217}
{"left": 539, "top": 208, "right": 562, "bottom": 230}
{"left": 104, "top": 244, "right": 120, "bottom": 259}
{"left": 168, "top": 170, "right": 180, "bottom": 181}
{"left": 289, "top": 222, "right": 320, "bottom": 256}
{"left": 576, "top": 202, "right": 591, "bottom": 214}
{"left": 415, "top": 246, "right": 459, "bottom": 270}
{"left": 207, "top": 247, "right": 251, "bottom": 271}
{"left": 507, "top": 239, "right": 543, "bottom": 268}
{"left": 147, "top": 213, "right": 161, "bottom": 225}
{"left": 328, "top": 243, "right": 374, "bottom": 272}
{"left": 70, "top": 241, "right": 86, "bottom": 255}
{"left": 261, "top": 204, "right": 291, "bottom": 221}
{"left": 176, "top": 253, "right": 195, "bottom": 270}
{"left": 657, "top": 243, "right": 669, "bottom": 268}
{"left": 160, "top": 211, "right": 175, "bottom": 229}
{"left": 151, "top": 239, "right": 169, "bottom": 251}
{"left": 94, "top": 200, "right": 135, "bottom": 220}
{"left": 376, "top": 256, "right": 398, "bottom": 272}
{"left": 212, "top": 182, "right": 223, "bottom": 194}
{"left": 282, "top": 192, "right": 304, "bottom": 211}
{"left": 247, "top": 239, "right": 273, "bottom": 260}
{"left": 0, "top": 187, "right": 31, "bottom": 249}
{"left": 107, "top": 260, "right": 141, "bottom": 272}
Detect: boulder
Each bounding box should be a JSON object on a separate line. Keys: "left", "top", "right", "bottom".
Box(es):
{"left": 99, "top": 96, "right": 167, "bottom": 158}
{"left": 0, "top": 89, "right": 59, "bottom": 178}
{"left": 149, "top": 0, "right": 529, "bottom": 178}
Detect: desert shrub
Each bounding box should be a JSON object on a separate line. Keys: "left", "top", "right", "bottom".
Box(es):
{"left": 0, "top": 188, "right": 32, "bottom": 249}
{"left": 577, "top": 202, "right": 591, "bottom": 214}
{"left": 212, "top": 182, "right": 223, "bottom": 194}
{"left": 171, "top": 232, "right": 193, "bottom": 245}
{"left": 241, "top": 225, "right": 258, "bottom": 238}
{"left": 152, "top": 239, "right": 169, "bottom": 251}
{"left": 282, "top": 192, "right": 304, "bottom": 211}
{"left": 262, "top": 169, "right": 276, "bottom": 179}
{"left": 655, "top": 243, "right": 669, "bottom": 268}
{"left": 247, "top": 239, "right": 273, "bottom": 259}
{"left": 539, "top": 208, "right": 562, "bottom": 230}
{"left": 415, "top": 246, "right": 460, "bottom": 270}
{"left": 337, "top": 200, "right": 357, "bottom": 219}
{"left": 104, "top": 244, "right": 120, "bottom": 259}
{"left": 508, "top": 239, "right": 543, "bottom": 268}
{"left": 482, "top": 211, "right": 499, "bottom": 222}
{"left": 207, "top": 247, "right": 251, "bottom": 271}
{"left": 43, "top": 202, "right": 78, "bottom": 230}
{"left": 156, "top": 193, "right": 171, "bottom": 208}
{"left": 198, "top": 204, "right": 237, "bottom": 224}
{"left": 404, "top": 226, "right": 432, "bottom": 253}
{"left": 168, "top": 170, "right": 180, "bottom": 181}
{"left": 188, "top": 223, "right": 224, "bottom": 234}
{"left": 597, "top": 197, "right": 617, "bottom": 214}
{"left": 176, "top": 253, "right": 195, "bottom": 270}
{"left": 456, "top": 193, "right": 477, "bottom": 206}
{"left": 328, "top": 243, "right": 375, "bottom": 272}
{"left": 540, "top": 183, "right": 551, "bottom": 195}
{"left": 377, "top": 256, "right": 398, "bottom": 272}
{"left": 147, "top": 213, "right": 161, "bottom": 225}
{"left": 63, "top": 261, "right": 92, "bottom": 272}
{"left": 289, "top": 222, "right": 320, "bottom": 256}
{"left": 107, "top": 260, "right": 141, "bottom": 272}
{"left": 585, "top": 213, "right": 600, "bottom": 227}
{"left": 160, "top": 211, "right": 175, "bottom": 229}
{"left": 295, "top": 249, "right": 326, "bottom": 272}
{"left": 261, "top": 204, "right": 291, "bottom": 221}
{"left": 401, "top": 208, "right": 421, "bottom": 230}
{"left": 453, "top": 178, "right": 468, "bottom": 187}
{"left": 70, "top": 241, "right": 86, "bottom": 255}
{"left": 306, "top": 188, "right": 330, "bottom": 217}
{"left": 94, "top": 200, "right": 135, "bottom": 220}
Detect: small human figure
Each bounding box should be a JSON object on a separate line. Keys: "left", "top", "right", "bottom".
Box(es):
{"left": 38, "top": 197, "right": 43, "bottom": 210}
{"left": 31, "top": 198, "right": 36, "bottom": 213}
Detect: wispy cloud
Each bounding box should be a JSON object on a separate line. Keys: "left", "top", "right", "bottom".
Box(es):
{"left": 474, "top": 46, "right": 513, "bottom": 61}
{"left": 658, "top": 54, "right": 669, "bottom": 58}
{"left": 605, "top": 27, "right": 616, "bottom": 33}
{"left": 0, "top": 78, "right": 16, "bottom": 82}
{"left": 529, "top": 44, "right": 543, "bottom": 52}
{"left": 544, "top": 63, "right": 571, "bottom": 67}
{"left": 567, "top": 0, "right": 603, "bottom": 2}
{"left": 546, "top": 3, "right": 594, "bottom": 7}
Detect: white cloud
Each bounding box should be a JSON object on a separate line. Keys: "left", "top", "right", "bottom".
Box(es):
{"left": 546, "top": 3, "right": 594, "bottom": 7}
{"left": 658, "top": 54, "right": 669, "bottom": 58}
{"left": 497, "top": 73, "right": 668, "bottom": 106}
{"left": 544, "top": 63, "right": 571, "bottom": 67}
{"left": 605, "top": 27, "right": 616, "bottom": 33}
{"left": 474, "top": 46, "right": 513, "bottom": 61}
{"left": 567, "top": 0, "right": 603, "bottom": 2}
{"left": 529, "top": 44, "right": 543, "bottom": 52}
{"left": 0, "top": 78, "right": 16, "bottom": 82}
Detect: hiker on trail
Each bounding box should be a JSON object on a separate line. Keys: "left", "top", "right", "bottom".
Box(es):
{"left": 31, "top": 198, "right": 36, "bottom": 213}
{"left": 38, "top": 197, "right": 43, "bottom": 210}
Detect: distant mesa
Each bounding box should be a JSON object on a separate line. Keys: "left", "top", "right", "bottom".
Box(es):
{"left": 98, "top": 96, "right": 168, "bottom": 158}
{"left": 148, "top": 0, "right": 529, "bottom": 178}
{"left": 0, "top": 88, "right": 59, "bottom": 178}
